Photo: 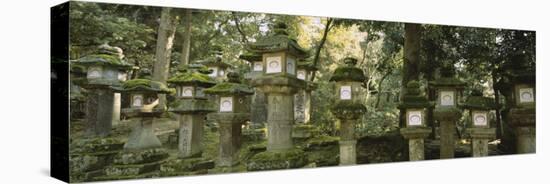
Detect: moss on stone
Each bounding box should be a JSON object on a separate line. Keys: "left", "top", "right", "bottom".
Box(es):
{"left": 330, "top": 101, "right": 366, "bottom": 118}
{"left": 246, "top": 148, "right": 306, "bottom": 171}
{"left": 239, "top": 52, "right": 262, "bottom": 62}
{"left": 167, "top": 72, "right": 216, "bottom": 87}
{"left": 305, "top": 135, "right": 339, "bottom": 150}
{"left": 77, "top": 54, "right": 133, "bottom": 69}
{"left": 460, "top": 94, "right": 497, "bottom": 110}
{"left": 398, "top": 80, "right": 434, "bottom": 109}
{"left": 329, "top": 66, "right": 366, "bottom": 82}
{"left": 120, "top": 79, "right": 174, "bottom": 94}
{"left": 203, "top": 82, "right": 254, "bottom": 96}
{"left": 246, "top": 22, "right": 309, "bottom": 58}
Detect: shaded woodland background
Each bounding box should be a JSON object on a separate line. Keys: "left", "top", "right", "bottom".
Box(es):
{"left": 67, "top": 2, "right": 535, "bottom": 149}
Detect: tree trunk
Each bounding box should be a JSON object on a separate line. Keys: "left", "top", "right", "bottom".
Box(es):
{"left": 152, "top": 7, "right": 179, "bottom": 108}
{"left": 179, "top": 9, "right": 192, "bottom": 67}
{"left": 400, "top": 23, "right": 422, "bottom": 127}
{"left": 492, "top": 73, "right": 503, "bottom": 139}
{"left": 375, "top": 72, "right": 391, "bottom": 109}
{"left": 310, "top": 18, "right": 333, "bottom": 82}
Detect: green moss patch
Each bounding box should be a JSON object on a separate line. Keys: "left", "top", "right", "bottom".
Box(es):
{"left": 121, "top": 79, "right": 174, "bottom": 94}
{"left": 329, "top": 67, "right": 366, "bottom": 82}
{"left": 167, "top": 72, "right": 216, "bottom": 87}
{"left": 246, "top": 148, "right": 306, "bottom": 171}
{"left": 204, "top": 82, "right": 254, "bottom": 96}
{"left": 77, "top": 54, "right": 133, "bottom": 69}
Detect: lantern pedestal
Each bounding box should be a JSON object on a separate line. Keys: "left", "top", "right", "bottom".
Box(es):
{"left": 209, "top": 113, "right": 248, "bottom": 167}
{"left": 331, "top": 103, "right": 365, "bottom": 165}
{"left": 69, "top": 138, "right": 125, "bottom": 182}
{"left": 178, "top": 114, "right": 207, "bottom": 158}
{"left": 466, "top": 128, "right": 495, "bottom": 157}
{"left": 124, "top": 115, "right": 162, "bottom": 150}
{"left": 85, "top": 88, "right": 115, "bottom": 137}
{"left": 434, "top": 107, "right": 462, "bottom": 159}
{"left": 252, "top": 76, "right": 305, "bottom": 151}
{"left": 400, "top": 127, "right": 431, "bottom": 161}
{"left": 508, "top": 108, "right": 536, "bottom": 154}
{"left": 250, "top": 89, "right": 268, "bottom": 128}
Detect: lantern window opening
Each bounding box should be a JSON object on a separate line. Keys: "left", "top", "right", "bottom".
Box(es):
{"left": 407, "top": 110, "right": 423, "bottom": 126}
{"left": 87, "top": 66, "right": 103, "bottom": 79}
{"left": 220, "top": 97, "right": 233, "bottom": 112}
{"left": 266, "top": 56, "right": 282, "bottom": 74}
{"left": 132, "top": 94, "right": 144, "bottom": 107}
{"left": 340, "top": 85, "right": 352, "bottom": 100}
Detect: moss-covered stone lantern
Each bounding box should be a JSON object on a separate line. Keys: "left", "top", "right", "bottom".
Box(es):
{"left": 398, "top": 81, "right": 434, "bottom": 161}
{"left": 429, "top": 65, "right": 466, "bottom": 159}
{"left": 247, "top": 22, "right": 308, "bottom": 152}
{"left": 198, "top": 46, "right": 232, "bottom": 81}
{"left": 102, "top": 79, "right": 173, "bottom": 179}
{"left": 167, "top": 64, "right": 217, "bottom": 158}
{"left": 75, "top": 44, "right": 133, "bottom": 137}
{"left": 204, "top": 72, "right": 254, "bottom": 167}
{"left": 294, "top": 59, "right": 318, "bottom": 124}
{"left": 496, "top": 58, "right": 536, "bottom": 154}
{"left": 329, "top": 57, "right": 366, "bottom": 165}
{"left": 460, "top": 89, "right": 497, "bottom": 157}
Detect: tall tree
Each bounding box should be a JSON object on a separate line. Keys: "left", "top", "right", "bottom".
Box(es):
{"left": 152, "top": 7, "right": 179, "bottom": 108}
{"left": 179, "top": 9, "right": 193, "bottom": 67}
{"left": 399, "top": 23, "right": 422, "bottom": 127}
{"left": 310, "top": 18, "right": 334, "bottom": 82}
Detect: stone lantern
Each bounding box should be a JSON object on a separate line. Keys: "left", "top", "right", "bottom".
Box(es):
{"left": 199, "top": 46, "right": 232, "bottom": 81}
{"left": 205, "top": 72, "right": 254, "bottom": 167}
{"left": 429, "top": 65, "right": 466, "bottom": 159}
{"left": 102, "top": 79, "right": 173, "bottom": 179}
{"left": 329, "top": 57, "right": 366, "bottom": 165}
{"left": 496, "top": 59, "right": 535, "bottom": 154}
{"left": 240, "top": 52, "right": 268, "bottom": 128}
{"left": 244, "top": 22, "right": 309, "bottom": 171}
{"left": 167, "top": 64, "right": 217, "bottom": 158}
{"left": 460, "top": 89, "right": 497, "bottom": 157}
{"left": 75, "top": 44, "right": 133, "bottom": 137}
{"left": 247, "top": 22, "right": 308, "bottom": 151}
{"left": 294, "top": 59, "right": 318, "bottom": 124}
{"left": 398, "top": 81, "right": 434, "bottom": 161}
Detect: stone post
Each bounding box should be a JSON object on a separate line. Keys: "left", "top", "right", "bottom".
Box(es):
{"left": 434, "top": 110, "right": 462, "bottom": 159}
{"left": 209, "top": 113, "right": 249, "bottom": 166}
{"left": 466, "top": 128, "right": 495, "bottom": 157}
{"left": 401, "top": 128, "right": 431, "bottom": 161}
{"left": 265, "top": 89, "right": 297, "bottom": 150}
{"left": 178, "top": 114, "right": 206, "bottom": 157}
{"left": 508, "top": 108, "right": 536, "bottom": 153}
{"left": 85, "top": 88, "right": 115, "bottom": 137}
{"left": 338, "top": 119, "right": 358, "bottom": 165}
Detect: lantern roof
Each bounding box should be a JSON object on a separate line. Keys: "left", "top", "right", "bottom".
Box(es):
{"left": 239, "top": 52, "right": 262, "bottom": 63}
{"left": 428, "top": 65, "right": 466, "bottom": 89}
{"left": 116, "top": 79, "right": 174, "bottom": 94}
{"left": 168, "top": 64, "right": 217, "bottom": 87}
{"left": 329, "top": 57, "right": 366, "bottom": 82}
{"left": 75, "top": 44, "right": 133, "bottom": 70}
{"left": 246, "top": 22, "right": 309, "bottom": 59}
{"left": 459, "top": 89, "right": 498, "bottom": 110}
{"left": 398, "top": 80, "right": 434, "bottom": 109}
{"left": 204, "top": 72, "right": 254, "bottom": 96}
{"left": 197, "top": 46, "right": 232, "bottom": 69}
